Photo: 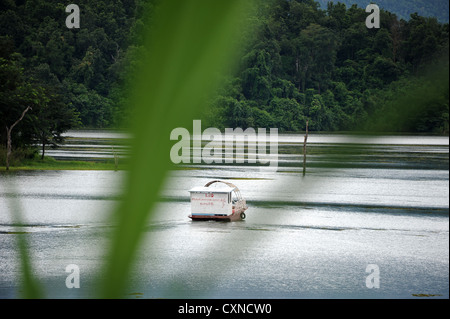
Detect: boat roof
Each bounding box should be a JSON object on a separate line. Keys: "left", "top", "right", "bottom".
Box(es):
{"left": 189, "top": 186, "right": 235, "bottom": 194}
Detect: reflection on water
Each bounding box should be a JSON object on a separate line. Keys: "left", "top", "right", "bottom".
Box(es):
{"left": 276, "top": 133, "right": 449, "bottom": 145}
{"left": 0, "top": 134, "right": 448, "bottom": 298}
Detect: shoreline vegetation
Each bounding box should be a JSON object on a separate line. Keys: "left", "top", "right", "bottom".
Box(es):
{"left": 0, "top": 156, "right": 125, "bottom": 171}
{"left": 1, "top": 129, "right": 448, "bottom": 171}
{"left": 0, "top": 129, "right": 130, "bottom": 171}
{"left": 1, "top": 1, "right": 448, "bottom": 171}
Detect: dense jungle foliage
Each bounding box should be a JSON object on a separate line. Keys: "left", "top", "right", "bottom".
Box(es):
{"left": 0, "top": 0, "right": 448, "bottom": 155}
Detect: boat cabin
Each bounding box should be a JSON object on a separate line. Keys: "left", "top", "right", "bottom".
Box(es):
{"left": 188, "top": 180, "right": 247, "bottom": 221}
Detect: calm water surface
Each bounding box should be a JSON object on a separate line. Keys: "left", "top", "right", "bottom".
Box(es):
{"left": 0, "top": 134, "right": 448, "bottom": 298}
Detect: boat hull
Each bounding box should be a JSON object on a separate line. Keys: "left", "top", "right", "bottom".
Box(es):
{"left": 189, "top": 209, "right": 246, "bottom": 222}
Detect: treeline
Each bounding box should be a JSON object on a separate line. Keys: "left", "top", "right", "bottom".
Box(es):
{"left": 1, "top": 0, "right": 449, "bottom": 144}
{"left": 203, "top": 0, "right": 449, "bottom": 133}
{"left": 0, "top": 0, "right": 153, "bottom": 154}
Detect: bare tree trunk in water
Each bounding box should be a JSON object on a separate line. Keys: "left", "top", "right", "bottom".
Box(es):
{"left": 41, "top": 137, "right": 46, "bottom": 160}
{"left": 303, "top": 120, "right": 309, "bottom": 176}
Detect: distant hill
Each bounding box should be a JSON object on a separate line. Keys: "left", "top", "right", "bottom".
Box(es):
{"left": 317, "top": 0, "right": 449, "bottom": 23}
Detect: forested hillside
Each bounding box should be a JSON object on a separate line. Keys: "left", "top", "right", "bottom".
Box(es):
{"left": 203, "top": 0, "right": 449, "bottom": 133}
{"left": 0, "top": 0, "right": 151, "bottom": 130}
{"left": 1, "top": 0, "right": 449, "bottom": 146}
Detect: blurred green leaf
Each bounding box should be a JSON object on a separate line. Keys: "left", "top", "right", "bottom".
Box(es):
{"left": 99, "top": 0, "right": 255, "bottom": 298}
{"left": 7, "top": 181, "right": 44, "bottom": 299}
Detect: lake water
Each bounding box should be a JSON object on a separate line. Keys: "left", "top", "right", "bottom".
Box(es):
{"left": 0, "top": 132, "right": 448, "bottom": 299}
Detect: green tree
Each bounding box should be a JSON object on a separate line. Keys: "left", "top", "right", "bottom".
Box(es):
{"left": 0, "top": 57, "right": 40, "bottom": 148}
{"left": 269, "top": 97, "right": 305, "bottom": 131}
{"left": 28, "top": 89, "right": 79, "bottom": 159}
{"left": 294, "top": 24, "right": 338, "bottom": 93}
